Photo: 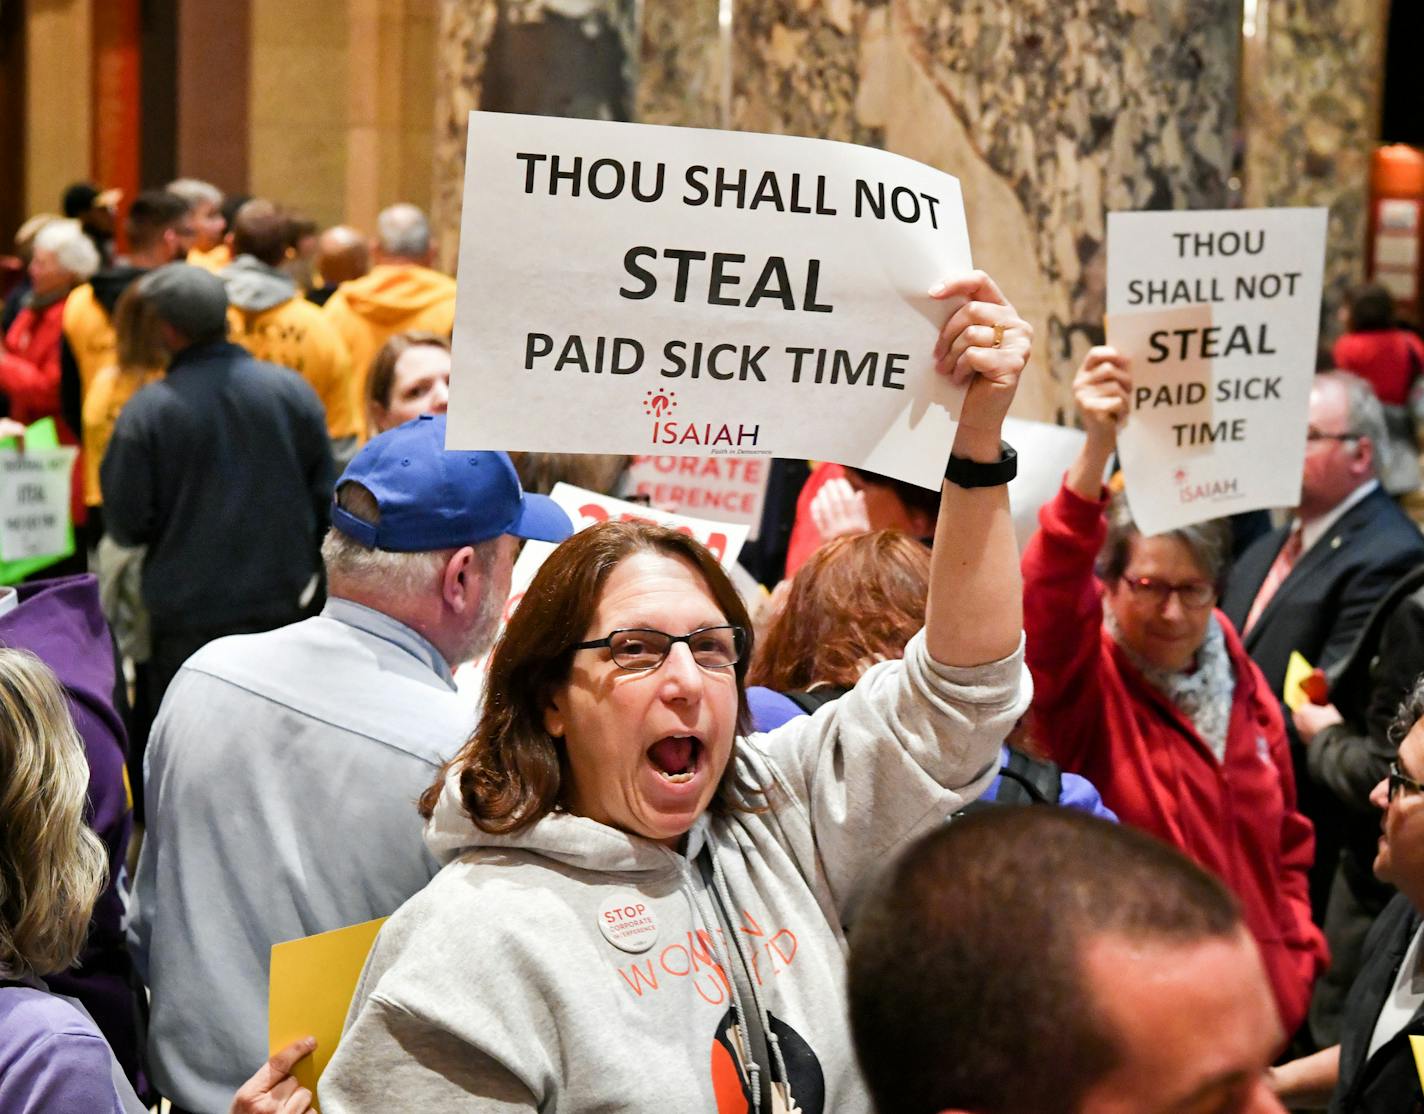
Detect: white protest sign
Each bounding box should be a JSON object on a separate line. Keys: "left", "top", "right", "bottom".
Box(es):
{"left": 0, "top": 447, "right": 78, "bottom": 561}
{"left": 1106, "top": 208, "right": 1327, "bottom": 535}
{"left": 448, "top": 112, "right": 972, "bottom": 490}
{"left": 454, "top": 483, "right": 751, "bottom": 701}
{"left": 625, "top": 455, "right": 771, "bottom": 539}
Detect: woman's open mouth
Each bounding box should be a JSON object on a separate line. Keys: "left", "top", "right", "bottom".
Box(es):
{"left": 647, "top": 735, "right": 703, "bottom": 784}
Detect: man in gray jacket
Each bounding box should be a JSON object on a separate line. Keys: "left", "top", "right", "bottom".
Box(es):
{"left": 127, "top": 414, "right": 572, "bottom": 1114}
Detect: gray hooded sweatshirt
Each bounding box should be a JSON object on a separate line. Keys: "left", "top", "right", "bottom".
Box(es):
{"left": 319, "top": 630, "right": 1031, "bottom": 1113}
{"left": 222, "top": 254, "right": 297, "bottom": 312}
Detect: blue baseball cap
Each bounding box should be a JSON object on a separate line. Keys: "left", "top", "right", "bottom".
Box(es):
{"left": 331, "top": 414, "right": 572, "bottom": 551}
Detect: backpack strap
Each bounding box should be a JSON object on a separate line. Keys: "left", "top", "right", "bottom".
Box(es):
{"left": 995, "top": 748, "right": 1063, "bottom": 806}
{"left": 782, "top": 686, "right": 849, "bottom": 714}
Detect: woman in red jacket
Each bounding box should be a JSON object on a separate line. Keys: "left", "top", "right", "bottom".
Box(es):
{"left": 0, "top": 218, "right": 100, "bottom": 533}
{"left": 1022, "top": 345, "right": 1327, "bottom": 1039}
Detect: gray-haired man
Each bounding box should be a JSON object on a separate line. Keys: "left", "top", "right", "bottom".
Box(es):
{"left": 128, "top": 414, "right": 572, "bottom": 1113}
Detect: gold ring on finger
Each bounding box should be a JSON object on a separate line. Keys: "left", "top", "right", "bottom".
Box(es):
{"left": 991, "top": 322, "right": 1006, "bottom": 348}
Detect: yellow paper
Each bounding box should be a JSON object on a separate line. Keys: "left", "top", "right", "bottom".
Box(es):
{"left": 268, "top": 916, "right": 387, "bottom": 1109}
{"left": 1283, "top": 650, "right": 1314, "bottom": 712}
{"left": 1411, "top": 1034, "right": 1424, "bottom": 1094}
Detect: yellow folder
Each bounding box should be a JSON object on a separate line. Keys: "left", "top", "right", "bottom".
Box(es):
{"left": 1283, "top": 650, "right": 1315, "bottom": 712}
{"left": 268, "top": 916, "right": 388, "bottom": 1109}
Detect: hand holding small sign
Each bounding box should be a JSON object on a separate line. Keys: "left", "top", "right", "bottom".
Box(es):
{"left": 1068, "top": 347, "right": 1132, "bottom": 502}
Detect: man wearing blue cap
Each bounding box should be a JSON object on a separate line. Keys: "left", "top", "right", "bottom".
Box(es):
{"left": 127, "top": 413, "right": 572, "bottom": 1114}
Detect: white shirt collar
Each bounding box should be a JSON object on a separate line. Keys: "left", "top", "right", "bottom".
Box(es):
{"left": 0, "top": 587, "right": 18, "bottom": 620}
{"left": 1298, "top": 479, "right": 1379, "bottom": 556}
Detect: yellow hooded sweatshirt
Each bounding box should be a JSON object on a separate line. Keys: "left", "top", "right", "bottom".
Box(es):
{"left": 223, "top": 254, "right": 361, "bottom": 442}
{"left": 322, "top": 263, "right": 456, "bottom": 424}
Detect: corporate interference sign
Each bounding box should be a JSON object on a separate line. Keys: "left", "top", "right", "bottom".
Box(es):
{"left": 1106, "top": 207, "right": 1328, "bottom": 535}
{"left": 446, "top": 112, "right": 972, "bottom": 489}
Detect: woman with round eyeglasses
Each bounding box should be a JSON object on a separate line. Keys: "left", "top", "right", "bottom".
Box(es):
{"left": 319, "top": 272, "right": 1034, "bottom": 1113}
{"left": 1021, "top": 345, "right": 1327, "bottom": 1044}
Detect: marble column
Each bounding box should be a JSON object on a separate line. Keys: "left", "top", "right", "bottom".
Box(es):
{"left": 1241, "top": 0, "right": 1390, "bottom": 337}
{"left": 431, "top": 0, "right": 638, "bottom": 273}
{"left": 727, "top": 0, "right": 1242, "bottom": 423}
{"left": 636, "top": 0, "right": 727, "bottom": 129}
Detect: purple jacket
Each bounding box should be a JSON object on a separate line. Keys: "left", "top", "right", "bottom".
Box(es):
{"left": 0, "top": 576, "right": 139, "bottom": 1085}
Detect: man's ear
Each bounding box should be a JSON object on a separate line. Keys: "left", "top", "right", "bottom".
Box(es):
{"left": 441, "top": 546, "right": 479, "bottom": 612}
{"left": 1354, "top": 435, "right": 1376, "bottom": 478}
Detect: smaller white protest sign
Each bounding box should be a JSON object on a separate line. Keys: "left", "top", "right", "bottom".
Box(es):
{"left": 1106, "top": 207, "right": 1327, "bottom": 535}
{"left": 455, "top": 484, "right": 751, "bottom": 700}
{"left": 0, "top": 448, "right": 78, "bottom": 561}
{"left": 624, "top": 455, "right": 771, "bottom": 539}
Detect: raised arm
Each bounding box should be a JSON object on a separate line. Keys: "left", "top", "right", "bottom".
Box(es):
{"left": 925, "top": 271, "right": 1032, "bottom": 667}
{"left": 1019, "top": 347, "right": 1129, "bottom": 761}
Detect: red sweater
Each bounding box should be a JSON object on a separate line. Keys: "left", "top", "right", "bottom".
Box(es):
{"left": 1023, "top": 482, "right": 1327, "bottom": 1036}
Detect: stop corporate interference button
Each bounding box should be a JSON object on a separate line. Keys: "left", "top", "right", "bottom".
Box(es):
{"left": 597, "top": 892, "right": 659, "bottom": 954}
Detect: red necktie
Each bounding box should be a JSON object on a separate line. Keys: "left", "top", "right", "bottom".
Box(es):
{"left": 1244, "top": 527, "right": 1303, "bottom": 635}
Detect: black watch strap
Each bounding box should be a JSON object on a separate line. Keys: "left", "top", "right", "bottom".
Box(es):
{"left": 944, "top": 441, "right": 1017, "bottom": 488}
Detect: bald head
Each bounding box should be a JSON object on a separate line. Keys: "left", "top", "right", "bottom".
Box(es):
{"left": 231, "top": 199, "right": 290, "bottom": 267}
{"left": 317, "top": 225, "right": 371, "bottom": 286}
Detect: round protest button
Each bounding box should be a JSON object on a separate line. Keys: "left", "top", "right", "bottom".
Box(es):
{"left": 597, "top": 891, "right": 659, "bottom": 954}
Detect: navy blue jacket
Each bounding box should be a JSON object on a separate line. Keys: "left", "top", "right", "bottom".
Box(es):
{"left": 100, "top": 339, "right": 333, "bottom": 632}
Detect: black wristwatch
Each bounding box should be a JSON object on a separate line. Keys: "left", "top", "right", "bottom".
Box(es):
{"left": 944, "top": 441, "right": 1017, "bottom": 488}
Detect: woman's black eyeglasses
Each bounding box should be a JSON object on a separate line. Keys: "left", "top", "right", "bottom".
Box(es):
{"left": 1388, "top": 761, "right": 1424, "bottom": 803}
{"left": 571, "top": 626, "right": 746, "bottom": 672}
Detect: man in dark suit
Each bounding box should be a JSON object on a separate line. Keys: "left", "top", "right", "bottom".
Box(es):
{"left": 1272, "top": 686, "right": 1424, "bottom": 1112}
{"left": 1223, "top": 371, "right": 1424, "bottom": 918}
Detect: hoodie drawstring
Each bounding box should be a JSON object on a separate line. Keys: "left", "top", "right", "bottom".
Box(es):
{"left": 688, "top": 840, "right": 788, "bottom": 1113}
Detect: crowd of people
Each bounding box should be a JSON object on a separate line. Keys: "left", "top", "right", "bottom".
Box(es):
{"left": 2, "top": 173, "right": 1424, "bottom": 1114}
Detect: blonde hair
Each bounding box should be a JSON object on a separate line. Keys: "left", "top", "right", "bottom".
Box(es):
{"left": 0, "top": 650, "right": 107, "bottom": 976}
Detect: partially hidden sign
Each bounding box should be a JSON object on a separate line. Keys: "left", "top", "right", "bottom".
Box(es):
{"left": 448, "top": 112, "right": 972, "bottom": 490}
{"left": 1106, "top": 208, "right": 1327, "bottom": 535}
{"left": 625, "top": 455, "right": 771, "bottom": 539}
{"left": 500, "top": 482, "right": 750, "bottom": 633}
{"left": 0, "top": 418, "right": 78, "bottom": 581}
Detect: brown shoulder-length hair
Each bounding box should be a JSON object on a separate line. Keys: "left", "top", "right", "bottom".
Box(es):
{"left": 366, "top": 329, "right": 450, "bottom": 411}
{"left": 419, "top": 520, "right": 757, "bottom": 832}
{"left": 748, "top": 530, "right": 930, "bottom": 692}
